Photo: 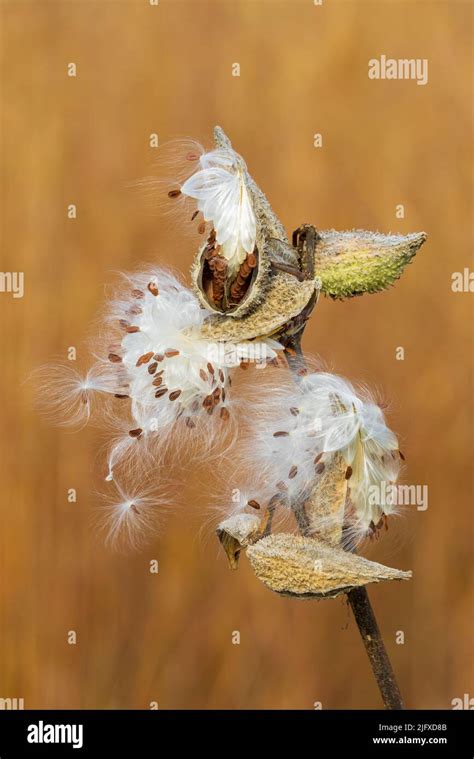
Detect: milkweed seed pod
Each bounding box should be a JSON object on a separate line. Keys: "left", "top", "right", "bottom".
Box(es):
{"left": 220, "top": 371, "right": 403, "bottom": 548}
{"left": 246, "top": 534, "right": 412, "bottom": 599}
{"left": 178, "top": 126, "right": 319, "bottom": 332}
{"left": 216, "top": 513, "right": 263, "bottom": 569}
{"left": 177, "top": 127, "right": 426, "bottom": 343}
{"left": 314, "top": 230, "right": 427, "bottom": 299}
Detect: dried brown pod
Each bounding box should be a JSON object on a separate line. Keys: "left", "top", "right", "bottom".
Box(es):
{"left": 303, "top": 452, "right": 349, "bottom": 546}
{"left": 216, "top": 513, "right": 263, "bottom": 570}
{"left": 246, "top": 533, "right": 412, "bottom": 599}
{"left": 189, "top": 127, "right": 307, "bottom": 320}
{"left": 196, "top": 267, "right": 317, "bottom": 342}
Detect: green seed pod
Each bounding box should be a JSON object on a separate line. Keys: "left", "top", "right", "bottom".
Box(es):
{"left": 315, "top": 230, "right": 427, "bottom": 299}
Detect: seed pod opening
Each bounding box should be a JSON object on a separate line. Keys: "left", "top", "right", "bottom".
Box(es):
{"left": 216, "top": 513, "right": 262, "bottom": 569}
{"left": 191, "top": 227, "right": 271, "bottom": 317}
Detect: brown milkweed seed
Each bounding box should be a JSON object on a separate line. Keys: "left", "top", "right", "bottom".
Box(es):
{"left": 152, "top": 376, "right": 163, "bottom": 387}
{"left": 114, "top": 394, "right": 129, "bottom": 399}
{"left": 168, "top": 189, "right": 181, "bottom": 198}
{"left": 108, "top": 353, "right": 122, "bottom": 363}
{"left": 169, "top": 390, "right": 182, "bottom": 401}
{"left": 147, "top": 281, "right": 159, "bottom": 296}
{"left": 136, "top": 352, "right": 154, "bottom": 367}
{"left": 126, "top": 325, "right": 140, "bottom": 333}
{"left": 148, "top": 362, "right": 158, "bottom": 375}
{"left": 129, "top": 428, "right": 142, "bottom": 438}
{"left": 220, "top": 407, "right": 230, "bottom": 420}
{"left": 155, "top": 387, "right": 168, "bottom": 398}
{"left": 165, "top": 349, "right": 180, "bottom": 358}
{"left": 273, "top": 431, "right": 289, "bottom": 438}
{"left": 199, "top": 369, "right": 208, "bottom": 382}
{"left": 247, "top": 500, "right": 261, "bottom": 510}
{"left": 289, "top": 466, "right": 298, "bottom": 479}
{"left": 345, "top": 466, "right": 353, "bottom": 480}
{"left": 131, "top": 289, "right": 144, "bottom": 298}
{"left": 315, "top": 462, "right": 325, "bottom": 474}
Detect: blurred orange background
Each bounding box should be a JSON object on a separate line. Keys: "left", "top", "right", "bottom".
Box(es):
{"left": 1, "top": 0, "right": 472, "bottom": 709}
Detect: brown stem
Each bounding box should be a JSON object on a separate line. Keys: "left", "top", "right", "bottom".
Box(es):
{"left": 283, "top": 332, "right": 404, "bottom": 710}
{"left": 347, "top": 586, "right": 404, "bottom": 709}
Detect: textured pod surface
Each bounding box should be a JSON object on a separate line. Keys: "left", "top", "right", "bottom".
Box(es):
{"left": 304, "top": 452, "right": 348, "bottom": 546}
{"left": 216, "top": 513, "right": 262, "bottom": 569}
{"left": 197, "top": 269, "right": 317, "bottom": 342}
{"left": 246, "top": 533, "right": 412, "bottom": 599}
{"left": 315, "top": 230, "right": 427, "bottom": 299}
{"left": 189, "top": 126, "right": 294, "bottom": 318}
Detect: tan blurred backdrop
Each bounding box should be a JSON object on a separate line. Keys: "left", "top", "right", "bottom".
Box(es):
{"left": 1, "top": 0, "right": 472, "bottom": 709}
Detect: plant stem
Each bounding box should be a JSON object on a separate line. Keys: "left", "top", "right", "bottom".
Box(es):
{"left": 283, "top": 334, "right": 404, "bottom": 710}
{"left": 347, "top": 586, "right": 404, "bottom": 709}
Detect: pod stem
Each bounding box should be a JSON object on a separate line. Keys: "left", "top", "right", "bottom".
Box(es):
{"left": 283, "top": 329, "right": 404, "bottom": 710}
{"left": 347, "top": 586, "right": 404, "bottom": 709}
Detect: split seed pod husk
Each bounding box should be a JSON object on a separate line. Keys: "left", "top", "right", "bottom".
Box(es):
{"left": 190, "top": 126, "right": 319, "bottom": 330}
{"left": 216, "top": 513, "right": 263, "bottom": 569}
{"left": 246, "top": 533, "right": 412, "bottom": 599}
{"left": 303, "top": 451, "right": 348, "bottom": 546}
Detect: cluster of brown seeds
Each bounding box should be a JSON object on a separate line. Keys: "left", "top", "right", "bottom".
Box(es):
{"left": 200, "top": 227, "right": 258, "bottom": 311}
{"left": 228, "top": 251, "right": 258, "bottom": 307}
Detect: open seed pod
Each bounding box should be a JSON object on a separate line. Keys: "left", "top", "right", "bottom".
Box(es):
{"left": 216, "top": 513, "right": 263, "bottom": 570}
{"left": 197, "top": 263, "right": 318, "bottom": 342}
{"left": 246, "top": 533, "right": 412, "bottom": 599}
{"left": 184, "top": 126, "right": 300, "bottom": 319}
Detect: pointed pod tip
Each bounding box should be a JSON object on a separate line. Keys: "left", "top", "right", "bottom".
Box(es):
{"left": 213, "top": 125, "right": 232, "bottom": 150}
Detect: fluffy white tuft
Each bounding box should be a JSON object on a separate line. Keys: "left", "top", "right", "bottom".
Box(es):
{"left": 180, "top": 147, "right": 257, "bottom": 274}
{"left": 37, "top": 267, "right": 283, "bottom": 544}
{"left": 220, "top": 370, "right": 402, "bottom": 543}
{"left": 95, "top": 479, "right": 172, "bottom": 551}
{"left": 32, "top": 364, "right": 119, "bottom": 430}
